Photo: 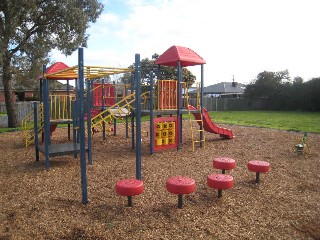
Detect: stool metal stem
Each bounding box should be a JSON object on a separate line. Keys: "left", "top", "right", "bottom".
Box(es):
{"left": 178, "top": 194, "right": 183, "bottom": 208}
{"left": 255, "top": 172, "right": 260, "bottom": 184}
{"left": 127, "top": 196, "right": 132, "bottom": 207}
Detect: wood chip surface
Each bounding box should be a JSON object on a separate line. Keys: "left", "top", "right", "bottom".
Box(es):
{"left": 0, "top": 121, "right": 319, "bottom": 239}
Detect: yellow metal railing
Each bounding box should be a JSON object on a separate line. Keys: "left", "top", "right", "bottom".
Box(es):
{"left": 49, "top": 94, "right": 75, "bottom": 120}
{"left": 21, "top": 103, "right": 44, "bottom": 147}
{"left": 91, "top": 91, "right": 149, "bottom": 131}
{"left": 186, "top": 83, "right": 205, "bottom": 151}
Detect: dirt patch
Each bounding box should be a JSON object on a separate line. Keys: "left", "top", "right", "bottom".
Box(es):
{"left": 1, "top": 122, "right": 320, "bottom": 239}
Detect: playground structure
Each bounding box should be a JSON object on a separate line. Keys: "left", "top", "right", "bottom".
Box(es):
{"left": 22, "top": 46, "right": 234, "bottom": 204}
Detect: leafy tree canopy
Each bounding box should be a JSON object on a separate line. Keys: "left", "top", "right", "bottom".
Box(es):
{"left": 0, "top": 0, "right": 103, "bottom": 127}
{"left": 244, "top": 70, "right": 291, "bottom": 99}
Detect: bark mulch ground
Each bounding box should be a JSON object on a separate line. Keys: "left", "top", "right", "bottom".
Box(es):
{"left": 1, "top": 122, "right": 319, "bottom": 240}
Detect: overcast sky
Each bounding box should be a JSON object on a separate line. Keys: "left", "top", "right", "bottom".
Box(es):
{"left": 51, "top": 0, "right": 320, "bottom": 86}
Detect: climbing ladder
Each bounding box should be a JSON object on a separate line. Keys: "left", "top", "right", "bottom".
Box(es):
{"left": 186, "top": 83, "right": 205, "bottom": 151}
{"left": 91, "top": 91, "right": 150, "bottom": 133}
{"left": 21, "top": 103, "right": 44, "bottom": 147}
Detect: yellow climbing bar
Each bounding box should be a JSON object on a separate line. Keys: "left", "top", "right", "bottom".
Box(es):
{"left": 44, "top": 65, "right": 134, "bottom": 80}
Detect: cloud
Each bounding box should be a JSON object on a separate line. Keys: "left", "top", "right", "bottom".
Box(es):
{"left": 51, "top": 0, "right": 320, "bottom": 85}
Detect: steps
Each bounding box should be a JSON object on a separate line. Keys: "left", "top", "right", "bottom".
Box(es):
{"left": 21, "top": 103, "right": 44, "bottom": 147}
{"left": 187, "top": 104, "right": 205, "bottom": 151}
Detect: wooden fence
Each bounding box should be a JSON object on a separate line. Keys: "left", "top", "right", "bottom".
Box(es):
{"left": 0, "top": 102, "right": 37, "bottom": 127}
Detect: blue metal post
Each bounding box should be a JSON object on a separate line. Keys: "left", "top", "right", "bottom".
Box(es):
{"left": 78, "top": 48, "right": 88, "bottom": 205}
{"left": 42, "top": 65, "right": 51, "bottom": 169}
{"left": 33, "top": 101, "right": 39, "bottom": 161}
{"left": 135, "top": 54, "right": 142, "bottom": 180}
{"left": 149, "top": 71, "right": 154, "bottom": 155}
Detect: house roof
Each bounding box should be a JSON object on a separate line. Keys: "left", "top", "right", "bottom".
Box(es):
{"left": 195, "top": 82, "right": 246, "bottom": 94}
{"left": 155, "top": 45, "right": 206, "bottom": 67}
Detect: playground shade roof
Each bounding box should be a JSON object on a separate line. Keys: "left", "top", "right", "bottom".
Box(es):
{"left": 41, "top": 62, "right": 73, "bottom": 80}
{"left": 44, "top": 65, "right": 134, "bottom": 80}
{"left": 155, "top": 45, "right": 206, "bottom": 67}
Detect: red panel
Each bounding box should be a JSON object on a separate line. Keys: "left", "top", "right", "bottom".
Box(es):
{"left": 93, "top": 83, "right": 115, "bottom": 107}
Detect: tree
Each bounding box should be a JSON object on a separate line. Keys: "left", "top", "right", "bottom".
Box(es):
{"left": 0, "top": 0, "right": 103, "bottom": 127}
{"left": 301, "top": 77, "right": 320, "bottom": 111}
{"left": 124, "top": 54, "right": 196, "bottom": 87}
{"left": 244, "top": 70, "right": 290, "bottom": 100}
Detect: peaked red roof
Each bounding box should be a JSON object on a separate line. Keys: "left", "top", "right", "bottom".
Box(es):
{"left": 155, "top": 45, "right": 206, "bottom": 67}
{"left": 39, "top": 62, "right": 73, "bottom": 80}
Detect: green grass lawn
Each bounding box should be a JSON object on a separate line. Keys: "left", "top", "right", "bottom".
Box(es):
{"left": 1, "top": 111, "right": 320, "bottom": 134}
{"left": 207, "top": 111, "right": 320, "bottom": 133}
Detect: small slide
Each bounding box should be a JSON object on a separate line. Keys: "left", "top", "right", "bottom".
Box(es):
{"left": 188, "top": 105, "right": 234, "bottom": 139}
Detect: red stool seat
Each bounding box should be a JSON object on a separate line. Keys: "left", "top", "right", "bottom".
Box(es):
{"left": 116, "top": 179, "right": 144, "bottom": 207}
{"left": 207, "top": 174, "right": 234, "bottom": 198}
{"left": 213, "top": 157, "right": 236, "bottom": 173}
{"left": 166, "top": 176, "right": 196, "bottom": 208}
{"left": 247, "top": 160, "right": 270, "bottom": 184}
{"left": 166, "top": 176, "right": 196, "bottom": 194}
{"left": 247, "top": 160, "right": 270, "bottom": 173}
{"left": 207, "top": 174, "right": 234, "bottom": 190}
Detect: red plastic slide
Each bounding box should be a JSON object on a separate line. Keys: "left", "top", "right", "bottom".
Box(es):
{"left": 188, "top": 105, "right": 234, "bottom": 139}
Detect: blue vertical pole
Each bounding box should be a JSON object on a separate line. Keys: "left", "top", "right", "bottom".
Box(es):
{"left": 78, "top": 48, "right": 88, "bottom": 204}
{"left": 86, "top": 79, "right": 93, "bottom": 165}
{"left": 149, "top": 71, "right": 154, "bottom": 155}
{"left": 42, "top": 65, "right": 51, "bottom": 169}
{"left": 177, "top": 61, "right": 182, "bottom": 150}
{"left": 33, "top": 101, "right": 39, "bottom": 161}
{"left": 135, "top": 54, "right": 142, "bottom": 180}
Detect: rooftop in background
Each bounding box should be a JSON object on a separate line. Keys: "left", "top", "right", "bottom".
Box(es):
{"left": 190, "top": 81, "right": 246, "bottom": 98}
{"left": 203, "top": 82, "right": 246, "bottom": 94}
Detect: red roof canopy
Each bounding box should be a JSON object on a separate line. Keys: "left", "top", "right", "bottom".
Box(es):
{"left": 155, "top": 45, "right": 206, "bottom": 67}
{"left": 40, "top": 62, "right": 74, "bottom": 80}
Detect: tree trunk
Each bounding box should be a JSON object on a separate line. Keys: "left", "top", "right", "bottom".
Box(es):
{"left": 2, "top": 53, "right": 18, "bottom": 128}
